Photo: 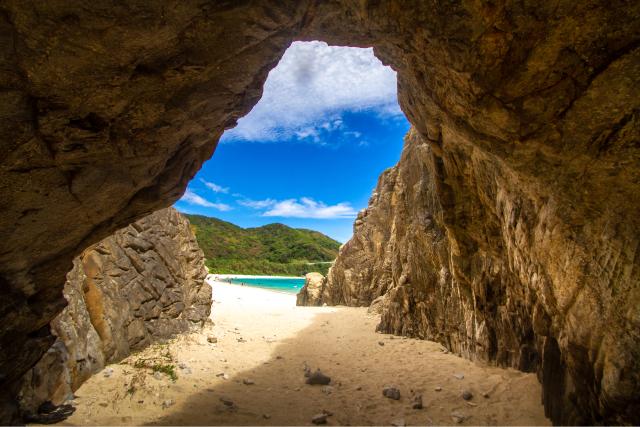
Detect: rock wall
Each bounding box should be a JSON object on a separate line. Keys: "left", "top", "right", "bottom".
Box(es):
{"left": 0, "top": 1, "right": 638, "bottom": 424}
{"left": 323, "top": 129, "right": 639, "bottom": 425}
{"left": 17, "top": 207, "right": 211, "bottom": 415}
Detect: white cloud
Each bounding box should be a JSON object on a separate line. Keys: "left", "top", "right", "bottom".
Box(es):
{"left": 180, "top": 189, "right": 232, "bottom": 211}
{"left": 222, "top": 41, "right": 401, "bottom": 143}
{"left": 263, "top": 197, "right": 357, "bottom": 219}
{"left": 238, "top": 198, "right": 277, "bottom": 209}
{"left": 200, "top": 179, "right": 229, "bottom": 194}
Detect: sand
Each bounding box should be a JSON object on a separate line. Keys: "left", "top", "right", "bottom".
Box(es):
{"left": 62, "top": 280, "right": 550, "bottom": 426}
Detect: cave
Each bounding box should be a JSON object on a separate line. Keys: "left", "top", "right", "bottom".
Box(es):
{"left": 0, "top": 1, "right": 638, "bottom": 425}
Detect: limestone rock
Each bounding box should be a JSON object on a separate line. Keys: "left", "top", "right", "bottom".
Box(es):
{"left": 296, "top": 273, "right": 327, "bottom": 306}
{"left": 17, "top": 208, "right": 211, "bottom": 414}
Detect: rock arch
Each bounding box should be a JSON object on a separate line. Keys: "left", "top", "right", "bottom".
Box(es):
{"left": 0, "top": 1, "right": 638, "bottom": 424}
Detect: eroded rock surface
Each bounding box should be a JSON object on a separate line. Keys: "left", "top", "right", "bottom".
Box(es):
{"left": 324, "top": 129, "right": 640, "bottom": 425}
{"left": 296, "top": 272, "right": 327, "bottom": 306}
{"left": 0, "top": 1, "right": 638, "bottom": 424}
{"left": 17, "top": 208, "right": 211, "bottom": 415}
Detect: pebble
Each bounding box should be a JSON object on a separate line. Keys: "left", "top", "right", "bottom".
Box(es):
{"left": 263, "top": 414, "right": 271, "bottom": 419}
{"left": 378, "top": 341, "right": 385, "bottom": 346}
{"left": 207, "top": 335, "right": 218, "bottom": 343}
{"left": 276, "top": 355, "right": 283, "bottom": 360}
{"left": 321, "top": 385, "right": 334, "bottom": 395}
{"left": 391, "top": 418, "right": 406, "bottom": 426}
{"left": 462, "top": 390, "right": 473, "bottom": 401}
{"left": 382, "top": 386, "right": 401, "bottom": 400}
{"left": 355, "top": 386, "right": 363, "bottom": 391}
{"left": 153, "top": 372, "right": 163, "bottom": 380}
{"left": 482, "top": 392, "right": 490, "bottom": 399}
{"left": 243, "top": 378, "right": 255, "bottom": 385}
{"left": 216, "top": 372, "right": 229, "bottom": 380}
{"left": 103, "top": 368, "right": 114, "bottom": 378}
{"left": 312, "top": 413, "right": 328, "bottom": 425}
{"left": 411, "top": 393, "right": 423, "bottom": 409}
{"left": 219, "top": 397, "right": 234, "bottom": 407}
{"left": 306, "top": 369, "right": 331, "bottom": 385}
{"left": 161, "top": 399, "right": 174, "bottom": 409}
{"left": 237, "top": 337, "right": 246, "bottom": 343}
{"left": 453, "top": 373, "right": 465, "bottom": 380}
{"left": 435, "top": 386, "right": 442, "bottom": 392}
{"left": 451, "top": 411, "right": 466, "bottom": 424}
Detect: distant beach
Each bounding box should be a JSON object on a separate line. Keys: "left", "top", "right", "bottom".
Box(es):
{"left": 208, "top": 274, "right": 305, "bottom": 294}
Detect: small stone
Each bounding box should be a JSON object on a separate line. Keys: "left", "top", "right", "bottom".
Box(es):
{"left": 216, "top": 372, "right": 229, "bottom": 380}
{"left": 356, "top": 386, "right": 362, "bottom": 391}
{"left": 391, "top": 418, "right": 406, "bottom": 426}
{"left": 462, "top": 390, "right": 473, "bottom": 401}
{"left": 153, "top": 372, "right": 163, "bottom": 380}
{"left": 178, "top": 362, "right": 188, "bottom": 369}
{"left": 383, "top": 386, "right": 401, "bottom": 400}
{"left": 237, "top": 337, "right": 246, "bottom": 343}
{"left": 161, "top": 399, "right": 174, "bottom": 409}
{"left": 411, "top": 393, "right": 423, "bottom": 409}
{"left": 276, "top": 355, "right": 283, "bottom": 360}
{"left": 263, "top": 414, "right": 271, "bottom": 419}
{"left": 219, "top": 397, "right": 234, "bottom": 407}
{"left": 378, "top": 341, "right": 385, "bottom": 346}
{"left": 435, "top": 386, "right": 442, "bottom": 392}
{"left": 482, "top": 392, "right": 490, "bottom": 399}
{"left": 453, "top": 373, "right": 464, "bottom": 380}
{"left": 451, "top": 411, "right": 466, "bottom": 424}
{"left": 207, "top": 335, "right": 218, "bottom": 343}
{"left": 306, "top": 369, "right": 331, "bottom": 385}
{"left": 321, "top": 385, "right": 333, "bottom": 395}
{"left": 103, "top": 367, "right": 114, "bottom": 378}
{"left": 312, "top": 413, "right": 328, "bottom": 425}
{"left": 243, "top": 378, "right": 255, "bottom": 385}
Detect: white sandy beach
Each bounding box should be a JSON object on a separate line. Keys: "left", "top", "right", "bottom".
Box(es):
{"left": 61, "top": 279, "right": 550, "bottom": 426}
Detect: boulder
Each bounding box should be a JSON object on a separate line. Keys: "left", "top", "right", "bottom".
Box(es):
{"left": 296, "top": 273, "right": 326, "bottom": 306}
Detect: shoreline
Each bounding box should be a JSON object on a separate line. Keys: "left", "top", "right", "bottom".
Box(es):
{"left": 208, "top": 273, "right": 304, "bottom": 280}
{"left": 206, "top": 277, "right": 301, "bottom": 297}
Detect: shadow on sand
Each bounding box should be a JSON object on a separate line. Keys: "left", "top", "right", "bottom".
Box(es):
{"left": 144, "top": 306, "right": 548, "bottom": 426}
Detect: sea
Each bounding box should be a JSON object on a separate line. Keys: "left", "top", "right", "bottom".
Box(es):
{"left": 226, "top": 277, "right": 305, "bottom": 294}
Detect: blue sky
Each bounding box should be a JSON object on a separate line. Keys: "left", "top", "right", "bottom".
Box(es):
{"left": 175, "top": 41, "right": 410, "bottom": 243}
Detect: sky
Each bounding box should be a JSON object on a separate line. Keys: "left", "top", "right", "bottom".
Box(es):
{"left": 174, "top": 41, "right": 410, "bottom": 243}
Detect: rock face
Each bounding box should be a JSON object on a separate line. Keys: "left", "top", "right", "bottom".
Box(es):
{"left": 324, "top": 129, "right": 640, "bottom": 425}
{"left": 17, "top": 208, "right": 211, "bottom": 414}
{"left": 0, "top": 1, "right": 638, "bottom": 424}
{"left": 296, "top": 273, "right": 327, "bottom": 306}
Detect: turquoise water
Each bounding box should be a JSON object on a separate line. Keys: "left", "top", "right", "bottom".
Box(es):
{"left": 226, "top": 277, "right": 305, "bottom": 294}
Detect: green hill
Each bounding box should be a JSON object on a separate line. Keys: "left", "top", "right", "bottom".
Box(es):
{"left": 183, "top": 213, "right": 341, "bottom": 276}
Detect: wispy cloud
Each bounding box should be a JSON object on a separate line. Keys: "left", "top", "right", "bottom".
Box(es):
{"left": 200, "top": 179, "right": 229, "bottom": 194}
{"left": 238, "top": 198, "right": 277, "bottom": 209}
{"left": 180, "top": 189, "right": 232, "bottom": 211}
{"left": 222, "top": 41, "right": 401, "bottom": 144}
{"left": 262, "top": 197, "right": 357, "bottom": 219}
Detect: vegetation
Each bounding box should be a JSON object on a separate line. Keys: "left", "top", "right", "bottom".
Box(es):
{"left": 184, "top": 214, "right": 341, "bottom": 276}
